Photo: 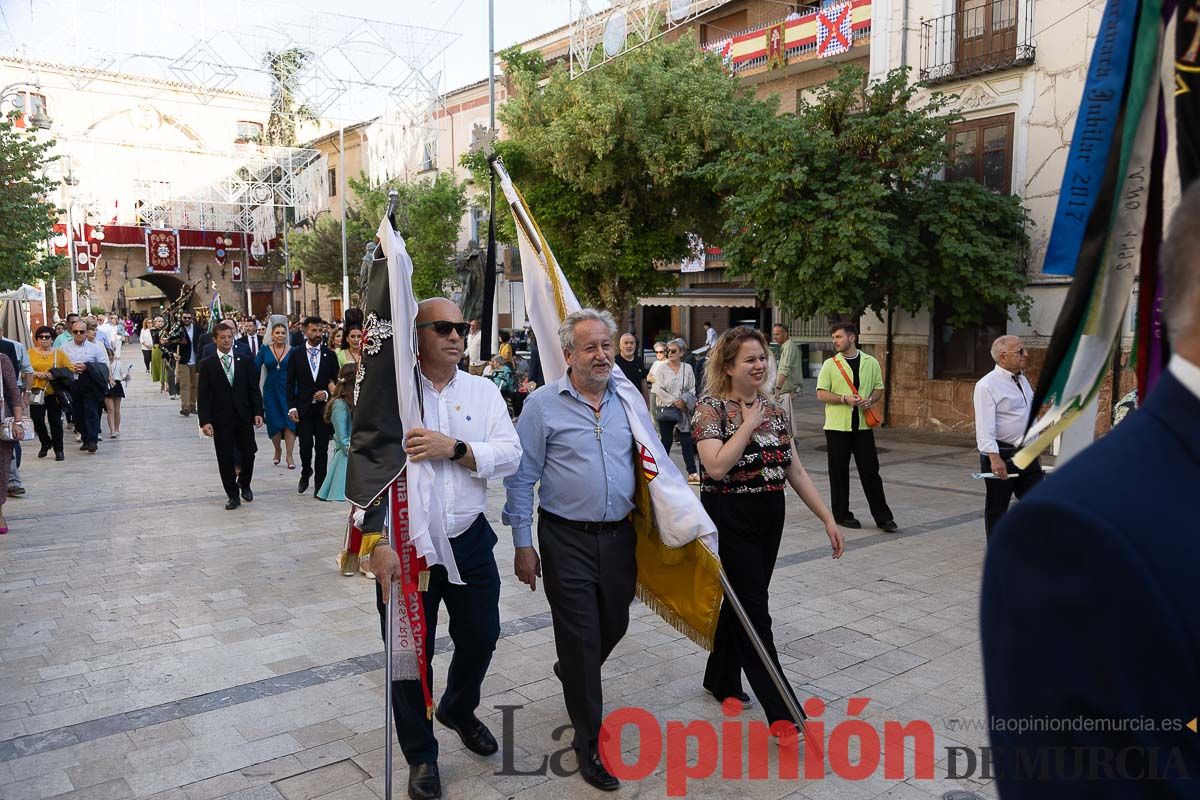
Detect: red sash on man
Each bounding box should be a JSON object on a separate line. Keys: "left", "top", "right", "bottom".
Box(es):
{"left": 387, "top": 477, "right": 433, "bottom": 717}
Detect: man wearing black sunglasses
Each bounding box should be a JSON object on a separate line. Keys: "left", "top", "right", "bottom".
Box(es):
{"left": 59, "top": 323, "right": 109, "bottom": 453}
{"left": 973, "top": 334, "right": 1042, "bottom": 540}
{"left": 364, "top": 298, "right": 521, "bottom": 800}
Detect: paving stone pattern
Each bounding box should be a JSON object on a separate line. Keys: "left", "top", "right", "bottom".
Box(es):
{"left": 0, "top": 376, "right": 1000, "bottom": 799}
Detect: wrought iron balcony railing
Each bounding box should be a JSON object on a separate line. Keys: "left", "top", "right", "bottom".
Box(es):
{"left": 920, "top": 0, "right": 1034, "bottom": 83}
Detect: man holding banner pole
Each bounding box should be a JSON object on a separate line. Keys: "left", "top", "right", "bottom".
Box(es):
{"left": 346, "top": 213, "right": 521, "bottom": 800}
{"left": 504, "top": 308, "right": 638, "bottom": 792}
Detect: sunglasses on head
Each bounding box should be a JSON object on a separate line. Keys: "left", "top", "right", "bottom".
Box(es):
{"left": 416, "top": 320, "right": 470, "bottom": 337}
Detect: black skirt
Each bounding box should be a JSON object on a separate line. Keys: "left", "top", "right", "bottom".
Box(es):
{"left": 106, "top": 381, "right": 125, "bottom": 399}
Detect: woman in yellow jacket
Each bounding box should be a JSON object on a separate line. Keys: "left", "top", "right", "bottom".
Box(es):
{"left": 28, "top": 326, "right": 66, "bottom": 461}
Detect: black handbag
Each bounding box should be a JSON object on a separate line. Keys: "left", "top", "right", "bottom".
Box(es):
{"left": 655, "top": 405, "right": 681, "bottom": 426}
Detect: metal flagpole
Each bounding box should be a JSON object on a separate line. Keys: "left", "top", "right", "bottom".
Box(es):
{"left": 716, "top": 569, "right": 818, "bottom": 747}
{"left": 383, "top": 485, "right": 395, "bottom": 800}
{"left": 382, "top": 188, "right": 400, "bottom": 800}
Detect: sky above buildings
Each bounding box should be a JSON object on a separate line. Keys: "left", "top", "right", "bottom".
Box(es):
{"left": 0, "top": 0, "right": 588, "bottom": 124}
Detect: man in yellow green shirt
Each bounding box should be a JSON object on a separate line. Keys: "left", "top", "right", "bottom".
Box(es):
{"left": 772, "top": 323, "right": 805, "bottom": 435}
{"left": 815, "top": 322, "right": 898, "bottom": 532}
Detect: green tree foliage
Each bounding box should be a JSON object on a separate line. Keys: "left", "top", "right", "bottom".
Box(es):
{"left": 464, "top": 36, "right": 775, "bottom": 315}
{"left": 710, "top": 65, "right": 1030, "bottom": 327}
{"left": 286, "top": 172, "right": 467, "bottom": 301}
{"left": 0, "top": 115, "right": 66, "bottom": 289}
{"left": 347, "top": 172, "right": 468, "bottom": 300}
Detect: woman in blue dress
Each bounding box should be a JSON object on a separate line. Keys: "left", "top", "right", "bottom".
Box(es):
{"left": 318, "top": 363, "right": 356, "bottom": 503}
{"left": 256, "top": 322, "right": 298, "bottom": 469}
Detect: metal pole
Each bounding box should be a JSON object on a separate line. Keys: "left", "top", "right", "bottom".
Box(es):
{"left": 716, "top": 567, "right": 820, "bottom": 750}
{"left": 67, "top": 203, "right": 79, "bottom": 314}
{"left": 487, "top": 0, "right": 501, "bottom": 356}
{"left": 339, "top": 123, "right": 349, "bottom": 320}
{"left": 283, "top": 216, "right": 292, "bottom": 316}
{"left": 383, "top": 484, "right": 395, "bottom": 800}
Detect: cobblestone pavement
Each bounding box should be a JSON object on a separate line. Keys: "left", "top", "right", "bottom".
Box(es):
{"left": 1, "top": 374, "right": 1001, "bottom": 800}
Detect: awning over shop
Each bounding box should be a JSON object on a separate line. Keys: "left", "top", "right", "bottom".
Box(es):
{"left": 638, "top": 289, "right": 760, "bottom": 309}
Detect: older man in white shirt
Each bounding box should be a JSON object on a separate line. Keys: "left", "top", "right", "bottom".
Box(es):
{"left": 973, "top": 334, "right": 1044, "bottom": 540}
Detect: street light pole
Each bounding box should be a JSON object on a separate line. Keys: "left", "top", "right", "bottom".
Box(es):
{"left": 338, "top": 122, "right": 349, "bottom": 321}
{"left": 66, "top": 202, "right": 79, "bottom": 314}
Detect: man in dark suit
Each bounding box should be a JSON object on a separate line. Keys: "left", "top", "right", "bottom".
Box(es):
{"left": 287, "top": 315, "right": 339, "bottom": 496}
{"left": 234, "top": 319, "right": 261, "bottom": 360}
{"left": 981, "top": 182, "right": 1200, "bottom": 796}
{"left": 198, "top": 322, "right": 264, "bottom": 510}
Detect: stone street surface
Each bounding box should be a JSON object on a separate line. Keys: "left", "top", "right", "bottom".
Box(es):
{"left": 1, "top": 376, "right": 1000, "bottom": 800}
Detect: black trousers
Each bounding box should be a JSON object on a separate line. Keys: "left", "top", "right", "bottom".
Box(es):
{"left": 375, "top": 514, "right": 501, "bottom": 766}
{"left": 702, "top": 491, "right": 800, "bottom": 725}
{"left": 31, "top": 394, "right": 64, "bottom": 454}
{"left": 982, "top": 445, "right": 1044, "bottom": 540}
{"left": 824, "top": 429, "right": 894, "bottom": 525}
{"left": 659, "top": 420, "right": 698, "bottom": 474}
{"left": 538, "top": 511, "right": 637, "bottom": 753}
{"left": 142, "top": 350, "right": 153, "bottom": 370}
{"left": 213, "top": 419, "right": 257, "bottom": 499}
{"left": 296, "top": 406, "right": 331, "bottom": 489}
{"left": 70, "top": 386, "right": 101, "bottom": 445}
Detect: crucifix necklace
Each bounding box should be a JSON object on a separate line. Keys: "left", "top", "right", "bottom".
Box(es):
{"left": 587, "top": 400, "right": 603, "bottom": 440}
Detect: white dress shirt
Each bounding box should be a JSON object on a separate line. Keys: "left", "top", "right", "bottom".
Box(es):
{"left": 974, "top": 364, "right": 1034, "bottom": 454}
{"left": 467, "top": 330, "right": 483, "bottom": 367}
{"left": 1168, "top": 354, "right": 1200, "bottom": 401}
{"left": 420, "top": 369, "right": 522, "bottom": 539}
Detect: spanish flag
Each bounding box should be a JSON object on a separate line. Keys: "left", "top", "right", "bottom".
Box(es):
{"left": 492, "top": 160, "right": 723, "bottom": 648}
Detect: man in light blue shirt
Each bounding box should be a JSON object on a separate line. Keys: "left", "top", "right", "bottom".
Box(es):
{"left": 503, "top": 308, "right": 637, "bottom": 792}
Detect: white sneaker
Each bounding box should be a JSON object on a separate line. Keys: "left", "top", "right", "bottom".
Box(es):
{"left": 110, "top": 433, "right": 119, "bottom": 439}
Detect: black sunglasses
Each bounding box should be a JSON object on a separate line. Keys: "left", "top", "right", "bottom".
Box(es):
{"left": 36, "top": 334, "right": 53, "bottom": 339}
{"left": 416, "top": 320, "right": 470, "bottom": 337}
{"left": 71, "top": 329, "right": 86, "bottom": 334}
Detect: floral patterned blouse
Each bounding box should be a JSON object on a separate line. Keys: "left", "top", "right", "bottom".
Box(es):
{"left": 691, "top": 395, "right": 793, "bottom": 494}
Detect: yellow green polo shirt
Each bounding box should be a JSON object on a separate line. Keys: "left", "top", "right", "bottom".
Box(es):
{"left": 817, "top": 351, "right": 884, "bottom": 431}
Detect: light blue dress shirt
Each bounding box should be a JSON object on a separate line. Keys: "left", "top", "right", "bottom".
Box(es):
{"left": 503, "top": 372, "right": 636, "bottom": 548}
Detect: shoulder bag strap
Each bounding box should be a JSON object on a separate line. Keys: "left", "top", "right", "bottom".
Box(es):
{"left": 832, "top": 355, "right": 859, "bottom": 396}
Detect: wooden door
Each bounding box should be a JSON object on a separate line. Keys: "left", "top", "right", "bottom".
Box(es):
{"left": 250, "top": 291, "right": 274, "bottom": 320}
{"left": 956, "top": 0, "right": 1016, "bottom": 72}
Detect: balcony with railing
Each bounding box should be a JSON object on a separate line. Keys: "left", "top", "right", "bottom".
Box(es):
{"left": 919, "top": 0, "right": 1034, "bottom": 84}
{"left": 701, "top": 0, "right": 873, "bottom": 77}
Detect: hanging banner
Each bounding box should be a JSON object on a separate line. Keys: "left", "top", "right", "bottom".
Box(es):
{"left": 214, "top": 236, "right": 229, "bottom": 266}
{"left": 249, "top": 237, "right": 266, "bottom": 267}
{"left": 290, "top": 270, "right": 302, "bottom": 289}
{"left": 817, "top": 2, "right": 854, "bottom": 57}
{"left": 74, "top": 244, "right": 92, "bottom": 274}
{"left": 231, "top": 261, "right": 244, "bottom": 283}
{"left": 87, "top": 240, "right": 103, "bottom": 270}
{"left": 146, "top": 229, "right": 181, "bottom": 273}
{"left": 766, "top": 22, "right": 786, "bottom": 69}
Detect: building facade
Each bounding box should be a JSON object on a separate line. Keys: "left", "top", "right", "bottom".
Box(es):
{"left": 1, "top": 56, "right": 323, "bottom": 323}
{"left": 643, "top": 0, "right": 1105, "bottom": 432}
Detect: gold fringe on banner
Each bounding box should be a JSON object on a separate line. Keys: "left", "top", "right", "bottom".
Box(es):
{"left": 629, "top": 467, "right": 724, "bottom": 651}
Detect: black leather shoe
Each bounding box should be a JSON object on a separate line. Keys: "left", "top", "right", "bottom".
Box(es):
{"left": 837, "top": 516, "right": 862, "bottom": 529}
{"left": 86, "top": 443, "right": 97, "bottom": 453}
{"left": 241, "top": 488, "right": 253, "bottom": 502}
{"left": 180, "top": 409, "right": 190, "bottom": 417}
{"left": 54, "top": 452, "right": 64, "bottom": 462}
{"left": 297, "top": 473, "right": 310, "bottom": 494}
{"left": 225, "top": 497, "right": 241, "bottom": 510}
{"left": 37, "top": 446, "right": 49, "bottom": 458}
{"left": 705, "top": 687, "right": 754, "bottom": 708}
{"left": 407, "top": 762, "right": 441, "bottom": 800}
{"left": 435, "top": 707, "right": 498, "bottom": 756}
{"left": 579, "top": 750, "right": 619, "bottom": 791}
{"left": 552, "top": 661, "right": 563, "bottom": 682}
